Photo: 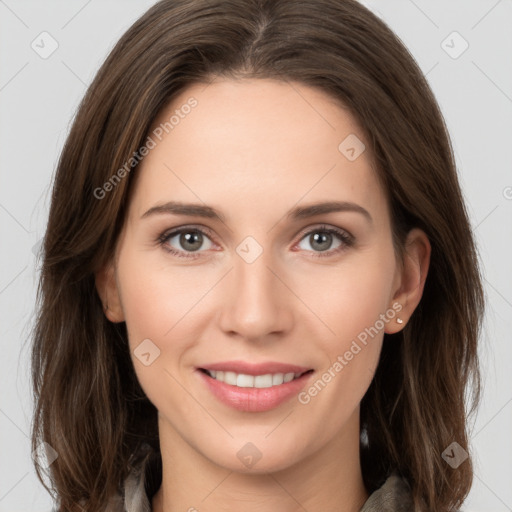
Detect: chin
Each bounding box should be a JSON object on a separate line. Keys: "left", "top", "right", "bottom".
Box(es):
{"left": 202, "top": 437, "right": 307, "bottom": 475}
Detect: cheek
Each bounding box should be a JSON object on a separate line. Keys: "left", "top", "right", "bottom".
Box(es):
{"left": 296, "top": 243, "right": 397, "bottom": 347}
{"left": 292, "top": 245, "right": 396, "bottom": 412}
{"left": 115, "top": 250, "right": 211, "bottom": 397}
{"left": 293, "top": 276, "right": 392, "bottom": 447}
{"left": 117, "top": 247, "right": 208, "bottom": 343}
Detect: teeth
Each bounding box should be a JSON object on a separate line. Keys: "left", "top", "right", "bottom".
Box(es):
{"left": 237, "top": 374, "right": 254, "bottom": 387}
{"left": 207, "top": 370, "right": 302, "bottom": 388}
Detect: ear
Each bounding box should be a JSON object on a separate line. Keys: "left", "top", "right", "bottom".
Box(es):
{"left": 95, "top": 260, "right": 125, "bottom": 323}
{"left": 385, "top": 228, "right": 431, "bottom": 334}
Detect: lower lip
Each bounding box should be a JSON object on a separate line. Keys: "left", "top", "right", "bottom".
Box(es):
{"left": 197, "top": 370, "right": 313, "bottom": 412}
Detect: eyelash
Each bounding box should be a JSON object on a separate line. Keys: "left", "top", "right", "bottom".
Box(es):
{"left": 157, "top": 224, "right": 354, "bottom": 260}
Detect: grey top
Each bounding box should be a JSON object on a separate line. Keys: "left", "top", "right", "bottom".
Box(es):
{"left": 107, "top": 444, "right": 414, "bottom": 512}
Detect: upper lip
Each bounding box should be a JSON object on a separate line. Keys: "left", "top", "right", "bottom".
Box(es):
{"left": 198, "top": 360, "right": 313, "bottom": 376}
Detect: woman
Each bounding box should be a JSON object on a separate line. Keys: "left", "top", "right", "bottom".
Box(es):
{"left": 31, "top": 1, "right": 484, "bottom": 511}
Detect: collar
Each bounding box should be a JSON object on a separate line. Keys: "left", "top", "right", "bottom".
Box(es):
{"left": 117, "top": 444, "right": 414, "bottom": 512}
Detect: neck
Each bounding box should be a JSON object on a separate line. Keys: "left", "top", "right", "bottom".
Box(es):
{"left": 151, "top": 411, "right": 369, "bottom": 512}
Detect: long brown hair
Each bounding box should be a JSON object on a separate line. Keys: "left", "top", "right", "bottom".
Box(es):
{"left": 31, "top": 1, "right": 484, "bottom": 510}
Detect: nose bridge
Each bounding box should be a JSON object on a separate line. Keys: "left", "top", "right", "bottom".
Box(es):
{"left": 218, "top": 238, "right": 291, "bottom": 339}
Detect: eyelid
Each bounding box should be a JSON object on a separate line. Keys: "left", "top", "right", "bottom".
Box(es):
{"left": 157, "top": 222, "right": 354, "bottom": 258}
{"left": 291, "top": 223, "right": 355, "bottom": 258}
{"left": 293, "top": 223, "right": 354, "bottom": 244}
{"left": 158, "top": 224, "right": 218, "bottom": 244}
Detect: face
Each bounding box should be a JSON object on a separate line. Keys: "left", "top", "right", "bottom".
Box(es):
{"left": 99, "top": 78, "right": 418, "bottom": 473}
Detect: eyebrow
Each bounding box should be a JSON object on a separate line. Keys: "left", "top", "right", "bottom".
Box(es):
{"left": 141, "top": 200, "right": 372, "bottom": 224}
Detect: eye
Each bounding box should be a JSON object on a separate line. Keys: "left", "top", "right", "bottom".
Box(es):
{"left": 295, "top": 224, "right": 354, "bottom": 258}
{"left": 157, "top": 226, "right": 215, "bottom": 259}
{"left": 157, "top": 224, "right": 354, "bottom": 260}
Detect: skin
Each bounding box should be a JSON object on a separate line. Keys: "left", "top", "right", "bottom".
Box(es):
{"left": 96, "top": 78, "right": 430, "bottom": 512}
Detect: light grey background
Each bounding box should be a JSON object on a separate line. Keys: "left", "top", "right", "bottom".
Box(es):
{"left": 1, "top": 1, "right": 511, "bottom": 511}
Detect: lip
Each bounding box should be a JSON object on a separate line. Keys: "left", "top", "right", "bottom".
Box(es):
{"left": 198, "top": 360, "right": 312, "bottom": 376}
{"left": 196, "top": 363, "right": 314, "bottom": 413}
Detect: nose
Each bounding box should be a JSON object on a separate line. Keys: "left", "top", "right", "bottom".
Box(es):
{"left": 217, "top": 245, "right": 294, "bottom": 342}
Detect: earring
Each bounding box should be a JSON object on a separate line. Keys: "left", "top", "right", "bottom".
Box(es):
{"left": 396, "top": 317, "right": 403, "bottom": 324}
{"left": 104, "top": 303, "right": 109, "bottom": 312}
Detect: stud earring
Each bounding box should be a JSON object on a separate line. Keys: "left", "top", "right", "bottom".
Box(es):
{"left": 104, "top": 303, "right": 109, "bottom": 312}
{"left": 396, "top": 317, "right": 403, "bottom": 324}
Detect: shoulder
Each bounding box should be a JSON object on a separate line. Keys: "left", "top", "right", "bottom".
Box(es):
{"left": 118, "top": 443, "right": 158, "bottom": 512}
{"left": 359, "top": 471, "right": 414, "bottom": 512}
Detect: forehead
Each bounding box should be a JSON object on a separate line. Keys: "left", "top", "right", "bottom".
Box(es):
{"left": 131, "top": 78, "right": 387, "bottom": 226}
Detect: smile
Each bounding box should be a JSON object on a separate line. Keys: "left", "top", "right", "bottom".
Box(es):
{"left": 200, "top": 369, "right": 311, "bottom": 388}
{"left": 197, "top": 367, "right": 314, "bottom": 412}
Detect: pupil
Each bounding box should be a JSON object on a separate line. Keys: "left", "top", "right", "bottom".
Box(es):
{"left": 181, "top": 231, "right": 202, "bottom": 251}
{"left": 311, "top": 232, "right": 331, "bottom": 251}
{"left": 178, "top": 231, "right": 333, "bottom": 253}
